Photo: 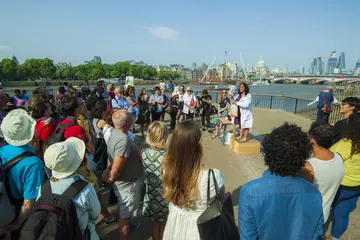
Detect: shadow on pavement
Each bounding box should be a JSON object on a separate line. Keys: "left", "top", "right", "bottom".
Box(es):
{"left": 231, "top": 186, "right": 242, "bottom": 207}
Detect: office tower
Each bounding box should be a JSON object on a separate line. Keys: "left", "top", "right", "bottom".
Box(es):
{"left": 336, "top": 52, "right": 346, "bottom": 70}
{"left": 355, "top": 58, "right": 360, "bottom": 70}
{"left": 326, "top": 51, "right": 337, "bottom": 74}
{"left": 93, "top": 56, "right": 102, "bottom": 63}
{"left": 310, "top": 57, "right": 324, "bottom": 75}
{"left": 300, "top": 66, "right": 305, "bottom": 74}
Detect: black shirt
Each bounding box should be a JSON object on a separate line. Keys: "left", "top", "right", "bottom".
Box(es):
{"left": 219, "top": 97, "right": 230, "bottom": 108}
{"left": 333, "top": 118, "right": 348, "bottom": 144}
{"left": 200, "top": 95, "right": 212, "bottom": 110}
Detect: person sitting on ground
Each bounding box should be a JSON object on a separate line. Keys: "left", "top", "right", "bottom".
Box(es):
{"left": 141, "top": 121, "right": 169, "bottom": 240}
{"left": 332, "top": 97, "right": 360, "bottom": 144}
{"left": 162, "top": 120, "right": 225, "bottom": 240}
{"left": 0, "top": 109, "right": 44, "bottom": 235}
{"left": 238, "top": 123, "right": 323, "bottom": 240}
{"left": 327, "top": 112, "right": 360, "bottom": 240}
{"left": 41, "top": 137, "right": 101, "bottom": 240}
{"left": 105, "top": 109, "right": 143, "bottom": 239}
{"left": 299, "top": 122, "right": 344, "bottom": 224}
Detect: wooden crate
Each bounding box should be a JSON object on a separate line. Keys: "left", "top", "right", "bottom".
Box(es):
{"left": 230, "top": 138, "right": 261, "bottom": 155}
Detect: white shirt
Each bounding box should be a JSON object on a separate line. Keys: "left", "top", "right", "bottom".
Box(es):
{"left": 307, "top": 153, "right": 344, "bottom": 222}
{"left": 183, "top": 94, "right": 197, "bottom": 114}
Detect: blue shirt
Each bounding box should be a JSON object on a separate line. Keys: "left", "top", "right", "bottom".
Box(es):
{"left": 0, "top": 145, "right": 44, "bottom": 200}
{"left": 317, "top": 91, "right": 334, "bottom": 109}
{"left": 149, "top": 94, "right": 164, "bottom": 113}
{"left": 102, "top": 90, "right": 109, "bottom": 99}
{"left": 112, "top": 96, "right": 130, "bottom": 110}
{"left": 37, "top": 175, "right": 100, "bottom": 240}
{"left": 239, "top": 170, "right": 323, "bottom": 240}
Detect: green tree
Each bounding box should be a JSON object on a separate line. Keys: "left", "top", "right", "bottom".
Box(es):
{"left": 0, "top": 58, "right": 18, "bottom": 81}
{"left": 74, "top": 64, "right": 89, "bottom": 80}
{"left": 59, "top": 67, "right": 74, "bottom": 80}
{"left": 40, "top": 58, "right": 56, "bottom": 79}
{"left": 20, "top": 58, "right": 42, "bottom": 80}
{"left": 88, "top": 62, "right": 104, "bottom": 80}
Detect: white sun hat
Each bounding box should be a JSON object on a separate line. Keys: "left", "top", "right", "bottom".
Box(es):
{"left": 44, "top": 137, "right": 86, "bottom": 179}
{"left": 1, "top": 109, "right": 36, "bottom": 146}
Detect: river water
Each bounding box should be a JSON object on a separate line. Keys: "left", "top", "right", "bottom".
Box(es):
{"left": 2, "top": 83, "right": 325, "bottom": 101}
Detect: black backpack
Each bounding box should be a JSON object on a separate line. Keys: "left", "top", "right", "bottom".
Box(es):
{"left": 19, "top": 179, "right": 89, "bottom": 240}
{"left": 42, "top": 121, "right": 77, "bottom": 154}
{"left": 0, "top": 152, "right": 35, "bottom": 228}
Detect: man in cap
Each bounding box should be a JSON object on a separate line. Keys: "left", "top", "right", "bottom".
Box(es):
{"left": 0, "top": 109, "right": 44, "bottom": 232}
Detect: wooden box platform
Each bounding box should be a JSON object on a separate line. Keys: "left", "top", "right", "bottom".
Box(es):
{"left": 230, "top": 138, "right": 261, "bottom": 155}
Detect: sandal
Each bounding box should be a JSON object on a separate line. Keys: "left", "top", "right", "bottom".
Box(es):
{"left": 104, "top": 214, "right": 117, "bottom": 224}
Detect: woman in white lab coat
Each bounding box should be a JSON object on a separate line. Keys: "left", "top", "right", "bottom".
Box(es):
{"left": 236, "top": 83, "right": 253, "bottom": 142}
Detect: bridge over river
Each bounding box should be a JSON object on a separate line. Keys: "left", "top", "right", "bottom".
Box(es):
{"left": 271, "top": 75, "right": 360, "bottom": 84}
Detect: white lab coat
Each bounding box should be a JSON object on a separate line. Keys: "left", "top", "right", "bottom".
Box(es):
{"left": 236, "top": 94, "right": 253, "bottom": 129}
{"left": 183, "top": 94, "right": 197, "bottom": 114}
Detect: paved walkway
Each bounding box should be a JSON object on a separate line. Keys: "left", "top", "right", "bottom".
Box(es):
{"left": 97, "top": 108, "right": 360, "bottom": 240}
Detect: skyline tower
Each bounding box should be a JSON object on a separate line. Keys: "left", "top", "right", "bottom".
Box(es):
{"left": 326, "top": 50, "right": 337, "bottom": 74}
{"left": 336, "top": 52, "right": 346, "bottom": 70}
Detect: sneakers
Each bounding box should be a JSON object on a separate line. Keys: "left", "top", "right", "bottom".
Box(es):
{"left": 239, "top": 138, "right": 248, "bottom": 143}
{"left": 130, "top": 221, "right": 141, "bottom": 232}
{"left": 212, "top": 134, "right": 217, "bottom": 139}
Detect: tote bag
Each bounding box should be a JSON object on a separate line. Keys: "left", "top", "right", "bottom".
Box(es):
{"left": 197, "top": 169, "right": 239, "bottom": 240}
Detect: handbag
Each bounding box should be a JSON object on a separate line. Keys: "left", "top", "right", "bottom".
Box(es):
{"left": 322, "top": 92, "right": 332, "bottom": 113}
{"left": 197, "top": 169, "right": 239, "bottom": 240}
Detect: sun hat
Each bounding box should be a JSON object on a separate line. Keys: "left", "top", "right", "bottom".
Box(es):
{"left": 44, "top": 137, "right": 86, "bottom": 179}
{"left": 172, "top": 92, "right": 179, "bottom": 97}
{"left": 186, "top": 87, "right": 191, "bottom": 91}
{"left": 1, "top": 109, "right": 36, "bottom": 146}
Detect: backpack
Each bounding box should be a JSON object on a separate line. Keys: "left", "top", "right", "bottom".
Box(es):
{"left": 42, "top": 121, "right": 77, "bottom": 154}
{"left": 0, "top": 151, "right": 35, "bottom": 227}
{"left": 19, "top": 179, "right": 89, "bottom": 240}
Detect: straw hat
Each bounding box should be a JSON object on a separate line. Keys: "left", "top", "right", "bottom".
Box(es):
{"left": 1, "top": 109, "right": 36, "bottom": 146}
{"left": 44, "top": 137, "right": 86, "bottom": 179}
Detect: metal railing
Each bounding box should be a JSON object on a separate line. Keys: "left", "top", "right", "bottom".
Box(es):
{"left": 199, "top": 91, "right": 343, "bottom": 124}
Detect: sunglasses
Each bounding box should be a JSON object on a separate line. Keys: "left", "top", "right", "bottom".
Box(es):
{"left": 222, "top": 92, "right": 226, "bottom": 94}
{"left": 186, "top": 90, "right": 191, "bottom": 92}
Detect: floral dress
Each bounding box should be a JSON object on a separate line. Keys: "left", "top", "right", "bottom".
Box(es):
{"left": 141, "top": 148, "right": 169, "bottom": 222}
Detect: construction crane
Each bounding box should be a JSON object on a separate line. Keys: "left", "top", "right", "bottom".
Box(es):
{"left": 201, "top": 57, "right": 216, "bottom": 83}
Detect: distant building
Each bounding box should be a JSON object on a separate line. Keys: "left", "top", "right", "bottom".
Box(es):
{"left": 85, "top": 56, "right": 102, "bottom": 64}
{"left": 336, "top": 52, "right": 346, "bottom": 70}
{"left": 310, "top": 57, "right": 324, "bottom": 75}
{"left": 93, "top": 56, "right": 102, "bottom": 63}
{"left": 255, "top": 57, "right": 269, "bottom": 77}
{"left": 192, "top": 62, "right": 197, "bottom": 70}
{"left": 326, "top": 51, "right": 337, "bottom": 74}
{"left": 226, "top": 62, "right": 239, "bottom": 78}
{"left": 300, "top": 66, "right": 305, "bottom": 74}
{"left": 355, "top": 58, "right": 360, "bottom": 70}
{"left": 271, "top": 68, "right": 286, "bottom": 75}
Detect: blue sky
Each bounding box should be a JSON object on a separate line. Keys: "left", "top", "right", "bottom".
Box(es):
{"left": 0, "top": 0, "right": 359, "bottom": 71}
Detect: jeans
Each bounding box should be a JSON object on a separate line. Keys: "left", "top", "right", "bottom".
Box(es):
{"left": 331, "top": 186, "right": 360, "bottom": 238}
{"left": 316, "top": 109, "right": 330, "bottom": 123}
{"left": 152, "top": 111, "right": 161, "bottom": 121}
{"left": 201, "top": 109, "right": 210, "bottom": 127}
{"left": 186, "top": 113, "right": 194, "bottom": 120}
{"left": 170, "top": 110, "right": 177, "bottom": 130}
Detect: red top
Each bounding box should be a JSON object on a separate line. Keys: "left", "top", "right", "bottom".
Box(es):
{"left": 61, "top": 117, "right": 89, "bottom": 164}
{"left": 35, "top": 117, "right": 58, "bottom": 142}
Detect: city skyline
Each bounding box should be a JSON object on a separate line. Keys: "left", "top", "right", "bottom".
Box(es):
{"left": 0, "top": 0, "right": 360, "bottom": 71}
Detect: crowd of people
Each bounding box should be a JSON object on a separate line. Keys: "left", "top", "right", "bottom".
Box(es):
{"left": 0, "top": 80, "right": 359, "bottom": 240}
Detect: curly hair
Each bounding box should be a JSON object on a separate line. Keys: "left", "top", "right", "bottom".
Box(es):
{"left": 308, "top": 122, "right": 334, "bottom": 149}
{"left": 262, "top": 123, "right": 311, "bottom": 176}
{"left": 343, "top": 112, "right": 360, "bottom": 155}
{"left": 239, "top": 82, "right": 250, "bottom": 96}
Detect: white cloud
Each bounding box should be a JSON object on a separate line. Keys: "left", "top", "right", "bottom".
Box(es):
{"left": 147, "top": 26, "right": 183, "bottom": 41}
{"left": 0, "top": 45, "right": 11, "bottom": 51}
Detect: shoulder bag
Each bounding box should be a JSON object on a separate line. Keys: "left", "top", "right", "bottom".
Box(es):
{"left": 197, "top": 169, "right": 239, "bottom": 240}
{"left": 322, "top": 92, "right": 332, "bottom": 113}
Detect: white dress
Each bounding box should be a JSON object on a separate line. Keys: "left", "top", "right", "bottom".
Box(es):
{"left": 163, "top": 169, "right": 224, "bottom": 240}
{"left": 236, "top": 94, "right": 253, "bottom": 128}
